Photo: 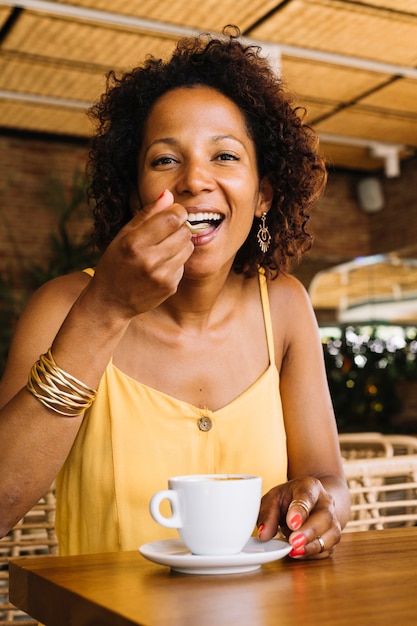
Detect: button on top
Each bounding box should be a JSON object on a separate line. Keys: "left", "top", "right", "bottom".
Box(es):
{"left": 197, "top": 416, "right": 213, "bottom": 431}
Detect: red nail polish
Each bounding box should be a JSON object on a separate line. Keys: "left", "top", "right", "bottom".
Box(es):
{"left": 289, "top": 546, "right": 306, "bottom": 557}
{"left": 157, "top": 190, "right": 166, "bottom": 200}
{"left": 289, "top": 512, "right": 303, "bottom": 529}
{"left": 258, "top": 524, "right": 265, "bottom": 536}
{"left": 291, "top": 533, "right": 306, "bottom": 550}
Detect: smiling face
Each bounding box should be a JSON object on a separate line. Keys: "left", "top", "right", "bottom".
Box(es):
{"left": 137, "top": 85, "right": 272, "bottom": 276}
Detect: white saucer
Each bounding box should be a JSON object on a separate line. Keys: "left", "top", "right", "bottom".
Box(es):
{"left": 139, "top": 537, "right": 291, "bottom": 574}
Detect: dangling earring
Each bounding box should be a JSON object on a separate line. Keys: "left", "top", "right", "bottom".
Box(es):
{"left": 257, "top": 212, "right": 271, "bottom": 253}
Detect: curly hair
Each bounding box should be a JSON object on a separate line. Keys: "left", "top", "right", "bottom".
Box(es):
{"left": 87, "top": 26, "right": 327, "bottom": 278}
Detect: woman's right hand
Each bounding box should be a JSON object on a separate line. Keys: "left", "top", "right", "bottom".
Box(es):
{"left": 90, "top": 189, "right": 194, "bottom": 318}
{"left": 0, "top": 189, "right": 194, "bottom": 534}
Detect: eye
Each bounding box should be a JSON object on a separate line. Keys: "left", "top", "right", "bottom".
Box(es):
{"left": 150, "top": 155, "right": 179, "bottom": 167}
{"left": 216, "top": 152, "right": 239, "bottom": 162}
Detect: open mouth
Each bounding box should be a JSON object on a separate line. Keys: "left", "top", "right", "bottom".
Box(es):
{"left": 185, "top": 212, "right": 223, "bottom": 235}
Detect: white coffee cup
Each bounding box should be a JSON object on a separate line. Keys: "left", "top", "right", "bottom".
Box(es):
{"left": 149, "top": 474, "right": 262, "bottom": 555}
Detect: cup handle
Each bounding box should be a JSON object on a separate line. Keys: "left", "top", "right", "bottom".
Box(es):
{"left": 149, "top": 490, "right": 182, "bottom": 528}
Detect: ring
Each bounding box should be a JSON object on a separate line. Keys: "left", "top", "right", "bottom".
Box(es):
{"left": 288, "top": 499, "right": 310, "bottom": 516}
{"left": 317, "top": 535, "right": 325, "bottom": 553}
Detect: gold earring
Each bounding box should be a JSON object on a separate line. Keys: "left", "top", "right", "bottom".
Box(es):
{"left": 257, "top": 212, "right": 271, "bottom": 253}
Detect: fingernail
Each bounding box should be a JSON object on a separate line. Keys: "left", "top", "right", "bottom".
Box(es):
{"left": 258, "top": 524, "right": 265, "bottom": 537}
{"left": 289, "top": 512, "right": 303, "bottom": 530}
{"left": 289, "top": 546, "right": 306, "bottom": 557}
{"left": 290, "top": 533, "right": 306, "bottom": 550}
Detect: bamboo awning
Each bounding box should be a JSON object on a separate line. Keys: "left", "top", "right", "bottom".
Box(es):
{"left": 1, "top": 0, "right": 417, "bottom": 175}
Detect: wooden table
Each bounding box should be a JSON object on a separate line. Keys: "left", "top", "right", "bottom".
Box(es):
{"left": 9, "top": 527, "right": 417, "bottom": 626}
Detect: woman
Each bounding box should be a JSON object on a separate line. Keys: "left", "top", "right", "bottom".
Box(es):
{"left": 0, "top": 27, "right": 350, "bottom": 559}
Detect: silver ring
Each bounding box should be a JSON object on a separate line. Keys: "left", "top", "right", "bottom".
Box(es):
{"left": 288, "top": 499, "right": 310, "bottom": 516}
{"left": 317, "top": 535, "right": 325, "bottom": 553}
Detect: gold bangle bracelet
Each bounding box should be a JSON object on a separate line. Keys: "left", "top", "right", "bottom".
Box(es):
{"left": 26, "top": 349, "right": 97, "bottom": 417}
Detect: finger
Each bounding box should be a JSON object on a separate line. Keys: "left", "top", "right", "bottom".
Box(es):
{"left": 125, "top": 193, "right": 189, "bottom": 248}
{"left": 136, "top": 189, "right": 175, "bottom": 217}
{"left": 129, "top": 188, "right": 175, "bottom": 222}
{"left": 284, "top": 476, "right": 324, "bottom": 530}
{"left": 287, "top": 498, "right": 312, "bottom": 531}
{"left": 257, "top": 487, "right": 286, "bottom": 541}
{"left": 150, "top": 191, "right": 189, "bottom": 242}
{"left": 289, "top": 508, "right": 342, "bottom": 559}
{"left": 289, "top": 537, "right": 333, "bottom": 560}
{"left": 148, "top": 236, "right": 194, "bottom": 286}
{"left": 153, "top": 189, "right": 175, "bottom": 213}
{"left": 300, "top": 533, "right": 335, "bottom": 560}
{"left": 317, "top": 534, "right": 326, "bottom": 554}
{"left": 309, "top": 517, "right": 341, "bottom": 558}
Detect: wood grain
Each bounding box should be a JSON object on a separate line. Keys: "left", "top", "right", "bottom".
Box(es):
{"left": 9, "top": 527, "right": 417, "bottom": 626}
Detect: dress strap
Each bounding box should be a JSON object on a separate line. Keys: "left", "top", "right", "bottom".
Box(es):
{"left": 258, "top": 269, "right": 275, "bottom": 365}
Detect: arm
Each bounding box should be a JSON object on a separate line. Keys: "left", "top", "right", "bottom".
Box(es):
{"left": 0, "top": 190, "right": 193, "bottom": 536}
{"left": 0, "top": 274, "right": 98, "bottom": 536}
{"left": 257, "top": 275, "right": 350, "bottom": 558}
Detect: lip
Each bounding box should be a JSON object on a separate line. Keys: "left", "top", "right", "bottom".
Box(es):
{"left": 184, "top": 205, "right": 225, "bottom": 242}
{"left": 189, "top": 223, "right": 222, "bottom": 245}
{"left": 184, "top": 204, "right": 218, "bottom": 211}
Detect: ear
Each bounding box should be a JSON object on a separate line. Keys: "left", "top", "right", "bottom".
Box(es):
{"left": 255, "top": 176, "right": 274, "bottom": 218}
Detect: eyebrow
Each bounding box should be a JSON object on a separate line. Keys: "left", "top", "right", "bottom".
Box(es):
{"left": 211, "top": 134, "right": 246, "bottom": 147}
{"left": 143, "top": 134, "right": 247, "bottom": 156}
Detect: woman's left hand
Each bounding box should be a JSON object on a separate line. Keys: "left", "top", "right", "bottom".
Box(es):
{"left": 257, "top": 476, "right": 342, "bottom": 558}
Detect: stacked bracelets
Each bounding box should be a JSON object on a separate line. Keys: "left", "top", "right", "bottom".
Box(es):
{"left": 26, "top": 349, "right": 97, "bottom": 417}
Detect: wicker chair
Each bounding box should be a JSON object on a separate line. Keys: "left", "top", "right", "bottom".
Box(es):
{"left": 339, "top": 432, "right": 417, "bottom": 460}
{"left": 0, "top": 484, "right": 58, "bottom": 625}
{"left": 384, "top": 434, "right": 417, "bottom": 456}
{"left": 339, "top": 432, "right": 394, "bottom": 460}
{"left": 343, "top": 454, "right": 417, "bottom": 532}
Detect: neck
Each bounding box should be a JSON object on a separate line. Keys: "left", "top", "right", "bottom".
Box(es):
{"left": 155, "top": 270, "right": 244, "bottom": 333}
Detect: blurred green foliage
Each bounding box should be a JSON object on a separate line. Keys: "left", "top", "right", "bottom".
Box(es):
{"left": 323, "top": 324, "right": 417, "bottom": 433}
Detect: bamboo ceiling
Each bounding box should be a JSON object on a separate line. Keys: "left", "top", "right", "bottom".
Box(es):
{"left": 1, "top": 0, "right": 417, "bottom": 175}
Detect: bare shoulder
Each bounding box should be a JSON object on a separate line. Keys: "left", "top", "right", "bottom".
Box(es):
{"left": 267, "top": 272, "right": 313, "bottom": 316}
{"left": 266, "top": 272, "right": 319, "bottom": 363}
{"left": 27, "top": 270, "right": 92, "bottom": 313}
{"left": 16, "top": 270, "right": 93, "bottom": 341}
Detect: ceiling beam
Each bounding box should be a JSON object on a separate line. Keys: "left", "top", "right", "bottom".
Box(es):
{"left": 0, "top": 88, "right": 406, "bottom": 176}
{"left": 3, "top": 0, "right": 200, "bottom": 37}
{"left": 319, "top": 134, "right": 406, "bottom": 178}
{"left": 0, "top": 89, "right": 88, "bottom": 108}
{"left": 4, "top": 0, "right": 417, "bottom": 79}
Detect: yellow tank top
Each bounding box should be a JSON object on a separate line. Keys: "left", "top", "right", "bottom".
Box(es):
{"left": 55, "top": 271, "right": 287, "bottom": 555}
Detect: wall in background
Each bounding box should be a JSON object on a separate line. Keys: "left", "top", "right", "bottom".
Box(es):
{"left": 296, "top": 159, "right": 417, "bottom": 288}
{"left": 0, "top": 133, "right": 89, "bottom": 283}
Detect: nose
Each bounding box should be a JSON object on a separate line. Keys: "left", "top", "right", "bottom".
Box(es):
{"left": 174, "top": 157, "right": 215, "bottom": 195}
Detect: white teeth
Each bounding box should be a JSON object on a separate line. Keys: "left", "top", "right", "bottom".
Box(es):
{"left": 185, "top": 212, "right": 222, "bottom": 234}
{"left": 186, "top": 212, "right": 222, "bottom": 223}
